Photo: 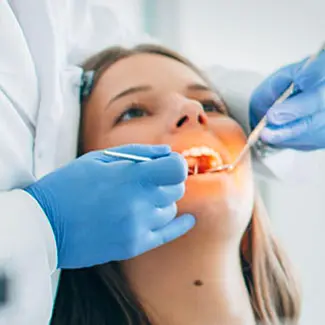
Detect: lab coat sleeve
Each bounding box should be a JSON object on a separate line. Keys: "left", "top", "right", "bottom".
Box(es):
{"left": 203, "top": 65, "right": 315, "bottom": 183}
{"left": 0, "top": 191, "right": 57, "bottom": 325}
{"left": 0, "top": 2, "right": 57, "bottom": 324}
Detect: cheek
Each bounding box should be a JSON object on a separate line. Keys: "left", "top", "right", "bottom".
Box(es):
{"left": 107, "top": 121, "right": 164, "bottom": 147}
{"left": 213, "top": 118, "right": 248, "bottom": 159}
{"left": 209, "top": 117, "right": 253, "bottom": 188}
{"left": 83, "top": 118, "right": 166, "bottom": 151}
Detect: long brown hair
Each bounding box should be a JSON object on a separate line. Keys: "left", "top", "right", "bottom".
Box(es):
{"left": 51, "top": 44, "right": 301, "bottom": 325}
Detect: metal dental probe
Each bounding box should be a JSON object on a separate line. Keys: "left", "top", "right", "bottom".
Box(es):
{"left": 102, "top": 150, "right": 152, "bottom": 162}
{"left": 103, "top": 150, "right": 201, "bottom": 177}
{"left": 207, "top": 41, "right": 325, "bottom": 173}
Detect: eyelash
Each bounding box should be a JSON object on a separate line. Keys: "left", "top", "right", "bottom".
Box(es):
{"left": 115, "top": 99, "right": 226, "bottom": 124}
{"left": 200, "top": 100, "right": 226, "bottom": 114}
{"left": 115, "top": 102, "right": 150, "bottom": 124}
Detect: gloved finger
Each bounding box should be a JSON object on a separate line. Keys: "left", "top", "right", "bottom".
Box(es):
{"left": 152, "top": 183, "right": 186, "bottom": 208}
{"left": 295, "top": 50, "right": 325, "bottom": 91}
{"left": 265, "top": 137, "right": 317, "bottom": 151}
{"left": 260, "top": 110, "right": 325, "bottom": 144}
{"left": 151, "top": 213, "right": 195, "bottom": 247}
{"left": 112, "top": 212, "right": 195, "bottom": 259}
{"left": 150, "top": 203, "right": 178, "bottom": 230}
{"left": 104, "top": 213, "right": 195, "bottom": 261}
{"left": 266, "top": 83, "right": 325, "bottom": 125}
{"left": 250, "top": 62, "right": 301, "bottom": 114}
{"left": 136, "top": 152, "right": 188, "bottom": 186}
{"left": 93, "top": 144, "right": 171, "bottom": 162}
{"left": 102, "top": 243, "right": 126, "bottom": 262}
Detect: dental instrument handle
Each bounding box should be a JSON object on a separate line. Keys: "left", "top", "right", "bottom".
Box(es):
{"left": 103, "top": 150, "right": 152, "bottom": 162}
{"left": 245, "top": 83, "right": 295, "bottom": 148}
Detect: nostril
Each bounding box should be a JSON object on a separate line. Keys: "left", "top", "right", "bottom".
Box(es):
{"left": 198, "top": 115, "right": 204, "bottom": 124}
{"left": 176, "top": 114, "right": 205, "bottom": 128}
{"left": 176, "top": 116, "right": 188, "bottom": 127}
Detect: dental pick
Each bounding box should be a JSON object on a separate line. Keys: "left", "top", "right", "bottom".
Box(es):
{"left": 102, "top": 150, "right": 152, "bottom": 162}
{"left": 207, "top": 41, "right": 325, "bottom": 173}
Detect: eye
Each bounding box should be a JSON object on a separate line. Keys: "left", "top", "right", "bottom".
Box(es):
{"left": 201, "top": 100, "right": 226, "bottom": 114}
{"left": 116, "top": 105, "right": 149, "bottom": 124}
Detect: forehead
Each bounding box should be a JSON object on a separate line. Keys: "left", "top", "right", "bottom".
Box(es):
{"left": 96, "top": 53, "right": 207, "bottom": 98}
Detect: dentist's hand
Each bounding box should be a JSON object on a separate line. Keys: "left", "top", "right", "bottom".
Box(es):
{"left": 24, "top": 144, "right": 195, "bottom": 269}
{"left": 250, "top": 51, "right": 325, "bottom": 150}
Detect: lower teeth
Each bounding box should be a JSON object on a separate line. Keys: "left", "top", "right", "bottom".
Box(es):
{"left": 187, "top": 155, "right": 222, "bottom": 175}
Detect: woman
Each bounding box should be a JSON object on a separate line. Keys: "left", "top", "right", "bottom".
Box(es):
{"left": 51, "top": 44, "right": 301, "bottom": 325}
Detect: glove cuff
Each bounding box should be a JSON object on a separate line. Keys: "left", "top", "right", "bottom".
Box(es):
{"left": 24, "top": 185, "right": 61, "bottom": 256}
{"left": 253, "top": 139, "right": 283, "bottom": 158}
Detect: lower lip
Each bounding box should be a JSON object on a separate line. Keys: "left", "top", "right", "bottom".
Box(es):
{"left": 187, "top": 170, "right": 228, "bottom": 180}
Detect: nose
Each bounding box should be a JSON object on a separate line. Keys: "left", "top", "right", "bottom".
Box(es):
{"left": 173, "top": 99, "right": 207, "bottom": 131}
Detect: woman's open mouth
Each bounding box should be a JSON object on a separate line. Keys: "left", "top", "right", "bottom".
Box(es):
{"left": 181, "top": 146, "right": 224, "bottom": 175}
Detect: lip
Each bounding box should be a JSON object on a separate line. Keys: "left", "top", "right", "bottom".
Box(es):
{"left": 173, "top": 143, "right": 230, "bottom": 170}
{"left": 186, "top": 169, "right": 228, "bottom": 179}
{"left": 171, "top": 146, "right": 230, "bottom": 178}
{"left": 166, "top": 129, "right": 234, "bottom": 176}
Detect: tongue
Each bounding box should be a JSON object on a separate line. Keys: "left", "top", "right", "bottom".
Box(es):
{"left": 186, "top": 155, "right": 221, "bottom": 174}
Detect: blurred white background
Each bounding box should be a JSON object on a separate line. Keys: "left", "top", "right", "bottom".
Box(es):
{"left": 112, "top": 0, "right": 325, "bottom": 323}
{"left": 142, "top": 0, "right": 325, "bottom": 74}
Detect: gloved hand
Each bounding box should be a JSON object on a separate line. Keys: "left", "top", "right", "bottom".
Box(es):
{"left": 250, "top": 50, "right": 325, "bottom": 150}
{"left": 24, "top": 144, "right": 195, "bottom": 269}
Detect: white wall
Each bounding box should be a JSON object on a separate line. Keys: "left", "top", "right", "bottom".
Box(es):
{"left": 98, "top": 0, "right": 143, "bottom": 32}
{"left": 151, "top": 0, "right": 325, "bottom": 74}
{"left": 144, "top": 1, "right": 325, "bottom": 324}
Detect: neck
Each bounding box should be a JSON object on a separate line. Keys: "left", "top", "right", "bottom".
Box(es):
{"left": 122, "top": 231, "right": 255, "bottom": 325}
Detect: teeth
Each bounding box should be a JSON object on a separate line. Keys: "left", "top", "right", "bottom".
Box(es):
{"left": 194, "top": 163, "right": 198, "bottom": 175}
{"left": 181, "top": 146, "right": 221, "bottom": 159}
{"left": 181, "top": 146, "right": 224, "bottom": 174}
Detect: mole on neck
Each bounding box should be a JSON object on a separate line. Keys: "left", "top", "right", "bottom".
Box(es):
{"left": 193, "top": 280, "right": 203, "bottom": 286}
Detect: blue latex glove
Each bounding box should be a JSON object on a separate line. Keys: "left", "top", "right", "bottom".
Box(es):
{"left": 250, "top": 50, "right": 325, "bottom": 150}
{"left": 25, "top": 144, "right": 195, "bottom": 269}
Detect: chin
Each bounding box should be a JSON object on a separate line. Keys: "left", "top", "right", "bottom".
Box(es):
{"left": 177, "top": 172, "right": 254, "bottom": 242}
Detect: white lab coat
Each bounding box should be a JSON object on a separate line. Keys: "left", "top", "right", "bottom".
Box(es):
{"left": 0, "top": 0, "right": 311, "bottom": 324}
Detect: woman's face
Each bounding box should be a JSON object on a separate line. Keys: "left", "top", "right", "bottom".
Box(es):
{"left": 82, "top": 53, "right": 254, "bottom": 239}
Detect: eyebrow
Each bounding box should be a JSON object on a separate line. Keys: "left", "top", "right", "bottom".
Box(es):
{"left": 106, "top": 83, "right": 215, "bottom": 109}
{"left": 108, "top": 85, "right": 152, "bottom": 107}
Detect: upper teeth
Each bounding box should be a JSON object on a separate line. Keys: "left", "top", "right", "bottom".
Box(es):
{"left": 181, "top": 146, "right": 220, "bottom": 158}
